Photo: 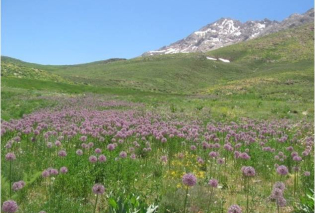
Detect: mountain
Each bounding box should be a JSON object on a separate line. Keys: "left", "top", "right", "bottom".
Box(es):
{"left": 143, "top": 8, "right": 314, "bottom": 56}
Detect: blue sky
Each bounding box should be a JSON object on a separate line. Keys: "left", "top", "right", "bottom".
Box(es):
{"left": 2, "top": 0, "right": 313, "bottom": 65}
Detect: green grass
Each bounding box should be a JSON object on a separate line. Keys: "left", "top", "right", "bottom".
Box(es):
{"left": 1, "top": 56, "right": 72, "bottom": 84}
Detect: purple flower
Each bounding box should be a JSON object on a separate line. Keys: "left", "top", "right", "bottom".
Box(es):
{"left": 302, "top": 151, "right": 309, "bottom": 156}
{"left": 273, "top": 182, "right": 286, "bottom": 191}
{"left": 5, "top": 153, "right": 16, "bottom": 161}
{"left": 276, "top": 165, "right": 288, "bottom": 176}
{"left": 197, "top": 157, "right": 204, "bottom": 164}
{"left": 47, "top": 142, "right": 53, "bottom": 148}
{"left": 2, "top": 200, "right": 18, "bottom": 213}
{"left": 89, "top": 155, "right": 98, "bottom": 163}
{"left": 242, "top": 166, "right": 256, "bottom": 177}
{"left": 182, "top": 173, "right": 197, "bottom": 187}
{"left": 55, "top": 141, "right": 61, "bottom": 147}
{"left": 286, "top": 146, "right": 293, "bottom": 152}
{"left": 58, "top": 150, "right": 67, "bottom": 157}
{"left": 50, "top": 169, "right": 59, "bottom": 175}
{"left": 42, "top": 170, "right": 50, "bottom": 178}
{"left": 291, "top": 151, "right": 298, "bottom": 157}
{"left": 234, "top": 151, "right": 240, "bottom": 159}
{"left": 98, "top": 155, "right": 107, "bottom": 162}
{"left": 292, "top": 156, "right": 302, "bottom": 161}
{"left": 209, "top": 151, "right": 218, "bottom": 158}
{"left": 271, "top": 188, "right": 283, "bottom": 199}
{"left": 217, "top": 158, "right": 225, "bottom": 164}
{"left": 60, "top": 167, "right": 68, "bottom": 174}
{"left": 240, "top": 152, "right": 250, "bottom": 160}
{"left": 130, "top": 154, "right": 136, "bottom": 159}
{"left": 304, "top": 171, "right": 311, "bottom": 176}
{"left": 277, "top": 197, "right": 286, "bottom": 207}
{"left": 107, "top": 143, "right": 115, "bottom": 151}
{"left": 76, "top": 149, "right": 83, "bottom": 156}
{"left": 80, "top": 136, "right": 87, "bottom": 142}
{"left": 19, "top": 181, "right": 25, "bottom": 187}
{"left": 92, "top": 184, "right": 105, "bottom": 194}
{"left": 119, "top": 151, "right": 127, "bottom": 158}
{"left": 12, "top": 181, "right": 25, "bottom": 191}
{"left": 228, "top": 204, "right": 242, "bottom": 213}
{"left": 208, "top": 179, "right": 218, "bottom": 188}
{"left": 95, "top": 148, "right": 102, "bottom": 154}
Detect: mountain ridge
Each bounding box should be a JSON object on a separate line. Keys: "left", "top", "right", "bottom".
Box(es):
{"left": 143, "top": 8, "right": 314, "bottom": 56}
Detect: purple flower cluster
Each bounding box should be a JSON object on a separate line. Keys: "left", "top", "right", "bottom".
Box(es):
{"left": 60, "top": 166, "right": 68, "bottom": 174}
{"left": 2, "top": 200, "right": 18, "bottom": 213}
{"left": 241, "top": 166, "right": 256, "bottom": 177}
{"left": 228, "top": 204, "right": 242, "bottom": 213}
{"left": 276, "top": 165, "right": 288, "bottom": 176}
{"left": 5, "top": 153, "right": 16, "bottom": 161}
{"left": 12, "top": 181, "right": 25, "bottom": 191}
{"left": 208, "top": 179, "right": 218, "bottom": 188}
{"left": 92, "top": 184, "right": 105, "bottom": 194}
{"left": 182, "top": 173, "right": 197, "bottom": 187}
{"left": 270, "top": 182, "right": 287, "bottom": 207}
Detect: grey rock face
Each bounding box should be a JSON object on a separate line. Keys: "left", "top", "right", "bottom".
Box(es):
{"left": 142, "top": 8, "right": 314, "bottom": 56}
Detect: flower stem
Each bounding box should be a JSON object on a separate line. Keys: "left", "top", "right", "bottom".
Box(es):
{"left": 93, "top": 194, "right": 99, "bottom": 213}
{"left": 246, "top": 177, "right": 249, "bottom": 213}
{"left": 208, "top": 187, "right": 214, "bottom": 212}
{"left": 184, "top": 186, "right": 189, "bottom": 213}
{"left": 9, "top": 161, "right": 12, "bottom": 198}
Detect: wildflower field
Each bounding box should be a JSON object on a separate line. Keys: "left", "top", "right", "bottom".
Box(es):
{"left": 1, "top": 22, "right": 314, "bottom": 213}
{"left": 1, "top": 95, "right": 314, "bottom": 213}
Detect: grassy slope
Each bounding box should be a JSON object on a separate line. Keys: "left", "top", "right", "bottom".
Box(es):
{"left": 1, "top": 23, "right": 314, "bottom": 120}
{"left": 1, "top": 56, "right": 72, "bottom": 84}
{"left": 1, "top": 23, "right": 313, "bottom": 94}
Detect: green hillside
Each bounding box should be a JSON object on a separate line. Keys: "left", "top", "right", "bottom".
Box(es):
{"left": 1, "top": 56, "right": 71, "bottom": 84}
{"left": 1, "top": 23, "right": 313, "bottom": 94}
{"left": 1, "top": 23, "right": 314, "bottom": 120}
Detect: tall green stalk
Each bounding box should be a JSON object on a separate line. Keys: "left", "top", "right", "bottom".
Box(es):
{"left": 93, "top": 194, "right": 99, "bottom": 213}
{"left": 208, "top": 187, "right": 214, "bottom": 212}
{"left": 183, "top": 186, "right": 189, "bottom": 213}
{"left": 246, "top": 177, "right": 249, "bottom": 213}
{"left": 9, "top": 161, "right": 12, "bottom": 198}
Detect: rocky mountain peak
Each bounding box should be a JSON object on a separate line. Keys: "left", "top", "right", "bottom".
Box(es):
{"left": 142, "top": 8, "right": 314, "bottom": 56}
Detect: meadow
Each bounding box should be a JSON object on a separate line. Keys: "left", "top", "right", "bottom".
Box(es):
{"left": 1, "top": 23, "right": 314, "bottom": 213}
